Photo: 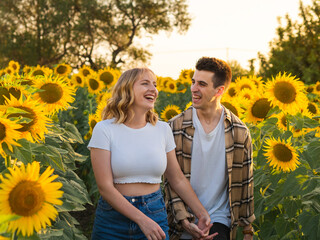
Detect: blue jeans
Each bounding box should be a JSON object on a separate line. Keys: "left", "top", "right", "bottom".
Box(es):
{"left": 91, "top": 188, "right": 169, "bottom": 240}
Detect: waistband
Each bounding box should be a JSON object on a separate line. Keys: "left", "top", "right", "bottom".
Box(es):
{"left": 123, "top": 188, "right": 162, "bottom": 204}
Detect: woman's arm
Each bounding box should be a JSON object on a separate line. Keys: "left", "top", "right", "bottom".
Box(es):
{"left": 91, "top": 148, "right": 166, "bottom": 240}
{"left": 164, "top": 150, "right": 215, "bottom": 239}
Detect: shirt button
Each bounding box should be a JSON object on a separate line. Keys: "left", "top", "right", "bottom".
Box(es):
{"left": 132, "top": 198, "right": 135, "bottom": 203}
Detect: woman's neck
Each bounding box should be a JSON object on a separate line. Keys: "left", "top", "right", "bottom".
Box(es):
{"left": 124, "top": 109, "right": 148, "bottom": 129}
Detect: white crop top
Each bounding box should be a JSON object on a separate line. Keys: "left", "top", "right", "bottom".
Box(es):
{"left": 87, "top": 119, "right": 176, "bottom": 184}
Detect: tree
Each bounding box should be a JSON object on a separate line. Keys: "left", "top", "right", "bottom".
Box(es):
{"left": 258, "top": 0, "right": 320, "bottom": 84}
{"left": 0, "top": 0, "right": 191, "bottom": 69}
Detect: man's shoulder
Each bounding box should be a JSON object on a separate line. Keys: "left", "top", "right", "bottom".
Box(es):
{"left": 168, "top": 107, "right": 193, "bottom": 127}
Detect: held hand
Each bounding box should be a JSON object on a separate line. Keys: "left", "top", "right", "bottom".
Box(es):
{"left": 138, "top": 217, "right": 166, "bottom": 240}
{"left": 181, "top": 219, "right": 216, "bottom": 239}
{"left": 193, "top": 216, "right": 218, "bottom": 240}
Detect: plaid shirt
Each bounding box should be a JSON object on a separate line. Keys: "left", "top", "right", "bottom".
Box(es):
{"left": 164, "top": 106, "right": 255, "bottom": 240}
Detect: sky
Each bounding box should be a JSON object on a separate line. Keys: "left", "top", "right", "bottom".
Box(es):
{"left": 143, "top": 0, "right": 312, "bottom": 79}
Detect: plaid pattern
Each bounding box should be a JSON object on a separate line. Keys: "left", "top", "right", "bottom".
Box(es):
{"left": 164, "top": 106, "right": 255, "bottom": 240}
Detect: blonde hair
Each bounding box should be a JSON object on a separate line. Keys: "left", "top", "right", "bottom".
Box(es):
{"left": 102, "top": 68, "right": 158, "bottom": 125}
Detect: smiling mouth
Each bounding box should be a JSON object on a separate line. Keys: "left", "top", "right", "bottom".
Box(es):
{"left": 145, "top": 95, "right": 155, "bottom": 101}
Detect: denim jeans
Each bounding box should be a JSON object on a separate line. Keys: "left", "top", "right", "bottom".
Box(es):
{"left": 91, "top": 188, "right": 169, "bottom": 240}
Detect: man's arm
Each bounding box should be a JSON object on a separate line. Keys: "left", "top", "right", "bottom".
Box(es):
{"left": 240, "top": 130, "right": 255, "bottom": 239}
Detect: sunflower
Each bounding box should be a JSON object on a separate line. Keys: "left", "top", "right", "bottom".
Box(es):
{"left": 161, "top": 105, "right": 181, "bottom": 122}
{"left": 96, "top": 91, "right": 112, "bottom": 104}
{"left": 3, "top": 67, "right": 15, "bottom": 76}
{"left": 247, "top": 75, "right": 264, "bottom": 91}
{"left": 306, "top": 101, "right": 320, "bottom": 117}
{"left": 184, "top": 101, "right": 192, "bottom": 111}
{"left": 78, "top": 65, "right": 93, "bottom": 78}
{"left": 221, "top": 95, "right": 242, "bottom": 118}
{"left": 71, "top": 74, "right": 85, "bottom": 88}
{"left": 243, "top": 94, "right": 272, "bottom": 123}
{"left": 235, "top": 76, "right": 257, "bottom": 93}
{"left": 54, "top": 63, "right": 72, "bottom": 77}
{"left": 264, "top": 72, "right": 308, "bottom": 115}
{"left": 88, "top": 114, "right": 99, "bottom": 133}
{"left": 225, "top": 82, "right": 237, "bottom": 98}
{"left": 0, "top": 70, "right": 5, "bottom": 78}
{"left": 305, "top": 85, "right": 314, "bottom": 94}
{"left": 158, "top": 77, "right": 172, "bottom": 90}
{"left": 314, "top": 81, "right": 320, "bottom": 96}
{"left": 0, "top": 79, "right": 28, "bottom": 105}
{"left": 22, "top": 65, "right": 32, "bottom": 75}
{"left": 8, "top": 61, "right": 20, "bottom": 73}
{"left": 237, "top": 88, "right": 254, "bottom": 101}
{"left": 4, "top": 96, "right": 51, "bottom": 143}
{"left": 97, "top": 68, "right": 119, "bottom": 88}
{"left": 86, "top": 73, "right": 104, "bottom": 95}
{"left": 94, "top": 101, "right": 107, "bottom": 121}
{"left": 264, "top": 137, "right": 299, "bottom": 172}
{"left": 0, "top": 112, "right": 22, "bottom": 157}
{"left": 273, "top": 112, "right": 288, "bottom": 131}
{"left": 0, "top": 161, "right": 63, "bottom": 236}
{"left": 30, "top": 65, "right": 53, "bottom": 77}
{"left": 178, "top": 69, "right": 193, "bottom": 85}
{"left": 33, "top": 75, "right": 75, "bottom": 114}
{"left": 164, "top": 79, "right": 177, "bottom": 94}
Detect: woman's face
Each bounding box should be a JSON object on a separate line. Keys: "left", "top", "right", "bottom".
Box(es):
{"left": 132, "top": 71, "right": 158, "bottom": 111}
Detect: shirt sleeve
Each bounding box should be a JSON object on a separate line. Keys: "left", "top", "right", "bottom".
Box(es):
{"left": 87, "top": 121, "right": 111, "bottom": 151}
{"left": 165, "top": 123, "right": 176, "bottom": 153}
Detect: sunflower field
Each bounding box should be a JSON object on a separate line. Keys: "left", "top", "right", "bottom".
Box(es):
{"left": 0, "top": 61, "right": 320, "bottom": 239}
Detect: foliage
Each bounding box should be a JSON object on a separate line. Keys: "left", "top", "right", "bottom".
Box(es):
{"left": 0, "top": 0, "right": 191, "bottom": 69}
{"left": 258, "top": 0, "right": 320, "bottom": 84}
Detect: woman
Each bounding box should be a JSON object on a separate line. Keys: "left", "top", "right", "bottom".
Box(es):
{"left": 88, "top": 68, "right": 216, "bottom": 240}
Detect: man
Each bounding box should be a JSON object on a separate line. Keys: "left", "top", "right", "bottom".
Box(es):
{"left": 164, "top": 57, "right": 255, "bottom": 240}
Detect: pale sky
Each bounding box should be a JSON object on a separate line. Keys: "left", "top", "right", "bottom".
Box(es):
{"left": 144, "top": 0, "right": 312, "bottom": 79}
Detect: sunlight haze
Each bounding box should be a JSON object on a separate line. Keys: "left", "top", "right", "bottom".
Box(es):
{"left": 145, "top": 0, "right": 312, "bottom": 78}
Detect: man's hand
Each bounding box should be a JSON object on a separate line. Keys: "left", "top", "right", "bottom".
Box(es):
{"left": 243, "top": 233, "right": 253, "bottom": 240}
{"left": 181, "top": 219, "right": 218, "bottom": 240}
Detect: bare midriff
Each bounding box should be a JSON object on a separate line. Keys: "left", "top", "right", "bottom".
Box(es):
{"left": 115, "top": 182, "right": 160, "bottom": 196}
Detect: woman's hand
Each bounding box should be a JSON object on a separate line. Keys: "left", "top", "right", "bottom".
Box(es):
{"left": 137, "top": 217, "right": 166, "bottom": 240}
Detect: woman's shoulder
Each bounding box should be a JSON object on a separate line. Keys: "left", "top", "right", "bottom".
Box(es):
{"left": 95, "top": 118, "right": 116, "bottom": 130}
{"left": 154, "top": 120, "right": 171, "bottom": 130}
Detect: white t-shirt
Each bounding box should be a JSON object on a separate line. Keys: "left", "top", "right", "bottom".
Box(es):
{"left": 87, "top": 119, "right": 176, "bottom": 184}
{"left": 181, "top": 107, "right": 230, "bottom": 239}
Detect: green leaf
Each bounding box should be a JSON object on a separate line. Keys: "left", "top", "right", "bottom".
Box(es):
{"left": 298, "top": 210, "right": 320, "bottom": 239}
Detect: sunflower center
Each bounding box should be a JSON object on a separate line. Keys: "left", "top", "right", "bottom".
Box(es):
{"left": 273, "top": 143, "right": 293, "bottom": 162}
{"left": 281, "top": 115, "right": 287, "bottom": 127}
{"left": 0, "top": 87, "right": 10, "bottom": 104}
{"left": 306, "top": 86, "right": 314, "bottom": 93}
{"left": 90, "top": 119, "right": 97, "bottom": 129}
{"left": 316, "top": 85, "right": 320, "bottom": 91}
{"left": 76, "top": 76, "right": 82, "bottom": 84}
{"left": 39, "top": 83, "right": 63, "bottom": 103}
{"left": 56, "top": 65, "right": 67, "bottom": 74}
{"left": 169, "top": 83, "right": 175, "bottom": 90}
{"left": 222, "top": 102, "right": 238, "bottom": 117}
{"left": 251, "top": 98, "right": 272, "bottom": 119}
{"left": 228, "top": 87, "right": 236, "bottom": 97}
{"left": 0, "top": 122, "right": 6, "bottom": 141}
{"left": 32, "top": 70, "right": 45, "bottom": 76}
{"left": 82, "top": 69, "right": 90, "bottom": 77}
{"left": 89, "top": 79, "right": 99, "bottom": 90}
{"left": 100, "top": 72, "right": 113, "bottom": 85}
{"left": 165, "top": 110, "right": 179, "bottom": 120}
{"left": 240, "top": 84, "right": 251, "bottom": 90}
{"left": 9, "top": 87, "right": 22, "bottom": 99}
{"left": 274, "top": 81, "right": 296, "bottom": 104}
{"left": 307, "top": 103, "right": 317, "bottom": 114}
{"left": 9, "top": 180, "right": 45, "bottom": 216}
{"left": 8, "top": 106, "right": 36, "bottom": 132}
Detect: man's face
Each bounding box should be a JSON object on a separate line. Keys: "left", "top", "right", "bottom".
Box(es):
{"left": 191, "top": 70, "right": 223, "bottom": 110}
